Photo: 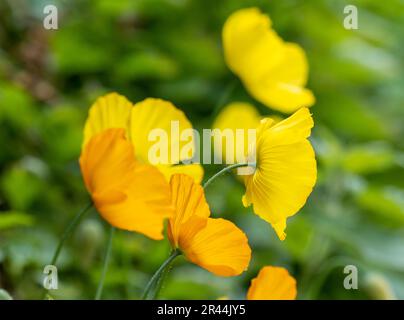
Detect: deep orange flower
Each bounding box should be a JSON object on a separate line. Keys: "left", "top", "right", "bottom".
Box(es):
{"left": 167, "top": 174, "right": 251, "bottom": 276}
{"left": 247, "top": 266, "right": 297, "bottom": 300}
{"left": 79, "top": 128, "right": 173, "bottom": 240}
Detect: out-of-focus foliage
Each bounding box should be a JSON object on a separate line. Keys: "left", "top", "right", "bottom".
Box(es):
{"left": 0, "top": 0, "right": 403, "bottom": 300}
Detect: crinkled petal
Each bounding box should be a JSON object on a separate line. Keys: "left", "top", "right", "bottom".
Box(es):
{"left": 259, "top": 107, "right": 314, "bottom": 147}
{"left": 243, "top": 108, "right": 316, "bottom": 240}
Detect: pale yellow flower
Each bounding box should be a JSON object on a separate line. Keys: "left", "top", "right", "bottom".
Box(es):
{"left": 212, "top": 102, "right": 261, "bottom": 164}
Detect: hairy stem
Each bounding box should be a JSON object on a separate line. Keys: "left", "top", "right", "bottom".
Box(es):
{"left": 203, "top": 163, "right": 250, "bottom": 189}
{"left": 141, "top": 249, "right": 181, "bottom": 300}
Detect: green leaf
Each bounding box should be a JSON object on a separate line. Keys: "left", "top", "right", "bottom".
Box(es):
{"left": 356, "top": 186, "right": 404, "bottom": 226}
{"left": 0, "top": 211, "right": 35, "bottom": 230}
{"left": 114, "top": 51, "right": 178, "bottom": 81}
{"left": 342, "top": 142, "right": 395, "bottom": 174}
{"left": 1, "top": 167, "right": 45, "bottom": 211}
{"left": 0, "top": 83, "right": 37, "bottom": 129}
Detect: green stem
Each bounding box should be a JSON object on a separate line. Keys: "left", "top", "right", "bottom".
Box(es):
{"left": 141, "top": 249, "right": 181, "bottom": 300}
{"left": 50, "top": 202, "right": 93, "bottom": 266}
{"left": 95, "top": 226, "right": 115, "bottom": 300}
{"left": 153, "top": 262, "right": 171, "bottom": 299}
{"left": 203, "top": 163, "right": 250, "bottom": 189}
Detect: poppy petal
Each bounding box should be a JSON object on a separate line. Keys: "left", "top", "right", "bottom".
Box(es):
{"left": 83, "top": 93, "right": 132, "bottom": 148}
{"left": 247, "top": 266, "right": 297, "bottom": 300}
{"left": 80, "top": 128, "right": 173, "bottom": 240}
{"left": 180, "top": 217, "right": 251, "bottom": 277}
{"left": 168, "top": 174, "right": 210, "bottom": 246}
{"left": 243, "top": 108, "right": 316, "bottom": 240}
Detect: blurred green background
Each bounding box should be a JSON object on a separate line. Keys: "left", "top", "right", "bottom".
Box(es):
{"left": 1, "top": 0, "right": 404, "bottom": 300}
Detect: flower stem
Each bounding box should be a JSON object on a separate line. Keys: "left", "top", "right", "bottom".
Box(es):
{"left": 95, "top": 226, "right": 115, "bottom": 300}
{"left": 203, "top": 163, "right": 249, "bottom": 189}
{"left": 141, "top": 249, "right": 181, "bottom": 300}
{"left": 50, "top": 202, "right": 93, "bottom": 266}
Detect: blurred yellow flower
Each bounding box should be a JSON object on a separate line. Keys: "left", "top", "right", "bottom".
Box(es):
{"left": 83, "top": 92, "right": 204, "bottom": 183}
{"left": 243, "top": 107, "right": 317, "bottom": 240}
{"left": 212, "top": 102, "right": 284, "bottom": 166}
{"left": 223, "top": 7, "right": 315, "bottom": 113}
{"left": 247, "top": 266, "right": 297, "bottom": 300}
{"left": 212, "top": 102, "right": 261, "bottom": 164}
{"left": 167, "top": 174, "right": 251, "bottom": 276}
{"left": 79, "top": 128, "right": 173, "bottom": 240}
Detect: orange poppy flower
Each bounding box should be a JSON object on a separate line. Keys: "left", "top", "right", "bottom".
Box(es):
{"left": 167, "top": 174, "right": 251, "bottom": 276}
{"left": 79, "top": 128, "right": 173, "bottom": 240}
{"left": 247, "top": 266, "right": 297, "bottom": 300}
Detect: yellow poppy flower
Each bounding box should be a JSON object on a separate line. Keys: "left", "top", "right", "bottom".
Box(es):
{"left": 79, "top": 128, "right": 173, "bottom": 240}
{"left": 247, "top": 266, "right": 297, "bottom": 300}
{"left": 212, "top": 102, "right": 261, "bottom": 164}
{"left": 243, "top": 107, "right": 317, "bottom": 240}
{"left": 83, "top": 92, "right": 204, "bottom": 183}
{"left": 223, "top": 7, "right": 315, "bottom": 113}
{"left": 167, "top": 174, "right": 251, "bottom": 276}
